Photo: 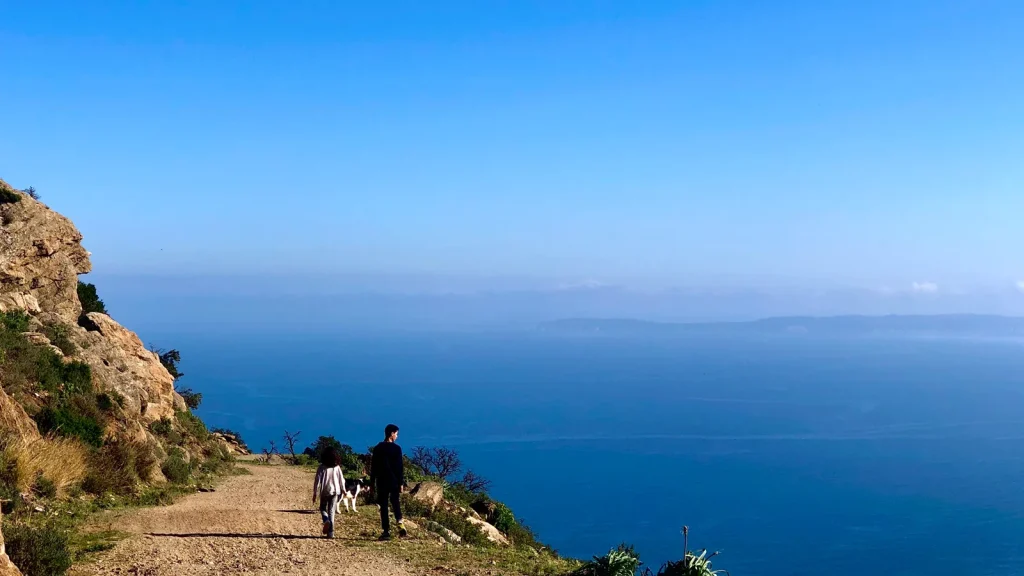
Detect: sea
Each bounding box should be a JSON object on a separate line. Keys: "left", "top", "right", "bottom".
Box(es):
{"left": 153, "top": 329, "right": 1024, "bottom": 575}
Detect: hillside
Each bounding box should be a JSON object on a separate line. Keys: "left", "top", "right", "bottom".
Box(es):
{"left": 0, "top": 180, "right": 247, "bottom": 575}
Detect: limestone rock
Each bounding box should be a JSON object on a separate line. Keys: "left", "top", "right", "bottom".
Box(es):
{"left": 211, "top": 432, "right": 250, "bottom": 456}
{"left": 0, "top": 181, "right": 90, "bottom": 325}
{"left": 0, "top": 387, "right": 40, "bottom": 444}
{"left": 466, "top": 515, "right": 509, "bottom": 546}
{"left": 408, "top": 481, "right": 445, "bottom": 509}
{"left": 73, "top": 312, "right": 184, "bottom": 423}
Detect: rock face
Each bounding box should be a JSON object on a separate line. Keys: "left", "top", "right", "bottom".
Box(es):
{"left": 408, "top": 481, "right": 445, "bottom": 509}
{"left": 73, "top": 312, "right": 184, "bottom": 422}
{"left": 0, "top": 178, "right": 184, "bottom": 429}
{"left": 0, "top": 182, "right": 90, "bottom": 325}
{"left": 0, "top": 511, "right": 24, "bottom": 576}
{"left": 0, "top": 387, "right": 40, "bottom": 444}
{"left": 211, "top": 432, "right": 250, "bottom": 456}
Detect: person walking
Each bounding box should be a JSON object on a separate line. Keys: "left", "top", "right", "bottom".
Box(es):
{"left": 369, "top": 423, "right": 407, "bottom": 540}
{"left": 313, "top": 447, "right": 346, "bottom": 539}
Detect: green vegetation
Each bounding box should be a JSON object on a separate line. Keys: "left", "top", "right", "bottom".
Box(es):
{"left": 76, "top": 281, "right": 107, "bottom": 329}
{"left": 42, "top": 323, "right": 77, "bottom": 356}
{"left": 0, "top": 187, "right": 22, "bottom": 204}
{"left": 302, "top": 435, "right": 365, "bottom": 473}
{"left": 22, "top": 186, "right": 40, "bottom": 200}
{"left": 175, "top": 409, "right": 209, "bottom": 441}
{"left": 161, "top": 453, "right": 191, "bottom": 484}
{"left": 35, "top": 400, "right": 104, "bottom": 447}
{"left": 572, "top": 545, "right": 642, "bottom": 576}
{"left": 3, "top": 521, "right": 73, "bottom": 576}
{"left": 401, "top": 493, "right": 491, "bottom": 547}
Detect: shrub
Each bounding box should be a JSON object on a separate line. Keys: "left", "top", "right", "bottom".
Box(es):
{"left": 35, "top": 401, "right": 104, "bottom": 448}
{"left": 15, "top": 437, "right": 88, "bottom": 496}
{"left": 1, "top": 310, "right": 30, "bottom": 332}
{"left": 41, "top": 323, "right": 76, "bottom": 356}
{"left": 177, "top": 387, "right": 201, "bottom": 410}
{"left": 175, "top": 410, "right": 208, "bottom": 441}
{"left": 492, "top": 502, "right": 516, "bottom": 533}
{"left": 77, "top": 282, "right": 107, "bottom": 315}
{"left": 83, "top": 440, "right": 140, "bottom": 496}
{"left": 0, "top": 188, "right": 21, "bottom": 204}
{"left": 133, "top": 441, "right": 159, "bottom": 482}
{"left": 149, "top": 418, "right": 173, "bottom": 436}
{"left": 150, "top": 347, "right": 183, "bottom": 381}
{"left": 22, "top": 186, "right": 39, "bottom": 200}
{"left": 33, "top": 474, "right": 57, "bottom": 498}
{"left": 291, "top": 453, "right": 314, "bottom": 466}
{"left": 161, "top": 454, "right": 191, "bottom": 484}
{"left": 650, "top": 527, "right": 727, "bottom": 576}
{"left": 4, "top": 521, "right": 72, "bottom": 576}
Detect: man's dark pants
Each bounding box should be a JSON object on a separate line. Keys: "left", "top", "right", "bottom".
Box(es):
{"left": 377, "top": 486, "right": 402, "bottom": 535}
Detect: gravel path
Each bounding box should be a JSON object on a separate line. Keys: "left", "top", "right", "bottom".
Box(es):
{"left": 70, "top": 464, "right": 417, "bottom": 576}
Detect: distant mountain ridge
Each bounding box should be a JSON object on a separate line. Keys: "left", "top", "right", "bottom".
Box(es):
{"left": 539, "top": 314, "right": 1024, "bottom": 337}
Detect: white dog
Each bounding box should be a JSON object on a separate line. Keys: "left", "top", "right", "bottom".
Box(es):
{"left": 336, "top": 478, "right": 371, "bottom": 513}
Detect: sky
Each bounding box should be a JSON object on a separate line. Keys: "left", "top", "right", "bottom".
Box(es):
{"left": 2, "top": 1, "right": 1024, "bottom": 295}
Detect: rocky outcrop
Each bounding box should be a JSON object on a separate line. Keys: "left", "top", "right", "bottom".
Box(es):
{"left": 466, "top": 515, "right": 509, "bottom": 546}
{"left": 409, "top": 481, "right": 445, "bottom": 509}
{"left": 0, "top": 387, "right": 39, "bottom": 445}
{"left": 73, "top": 312, "right": 184, "bottom": 423}
{"left": 0, "top": 511, "right": 23, "bottom": 576}
{"left": 212, "top": 432, "right": 250, "bottom": 456}
{"left": 0, "top": 177, "right": 184, "bottom": 431}
{"left": 0, "top": 181, "right": 90, "bottom": 325}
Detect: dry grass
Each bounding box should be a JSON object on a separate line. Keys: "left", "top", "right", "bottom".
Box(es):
{"left": 0, "top": 434, "right": 89, "bottom": 496}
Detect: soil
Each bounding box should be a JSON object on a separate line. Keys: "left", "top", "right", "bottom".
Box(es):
{"left": 68, "top": 464, "right": 416, "bottom": 576}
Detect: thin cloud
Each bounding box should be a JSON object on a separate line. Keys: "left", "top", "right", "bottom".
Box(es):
{"left": 911, "top": 281, "right": 939, "bottom": 294}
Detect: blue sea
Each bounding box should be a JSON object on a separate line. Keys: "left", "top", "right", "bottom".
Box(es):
{"left": 162, "top": 330, "right": 1024, "bottom": 575}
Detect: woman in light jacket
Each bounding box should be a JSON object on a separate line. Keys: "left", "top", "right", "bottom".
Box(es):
{"left": 313, "top": 448, "right": 345, "bottom": 538}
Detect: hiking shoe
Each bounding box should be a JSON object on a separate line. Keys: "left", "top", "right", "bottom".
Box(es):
{"left": 378, "top": 533, "right": 392, "bottom": 541}
{"left": 398, "top": 527, "right": 408, "bottom": 538}
{"left": 322, "top": 522, "right": 330, "bottom": 535}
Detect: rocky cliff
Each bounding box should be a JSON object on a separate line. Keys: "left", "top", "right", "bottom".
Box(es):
{"left": 0, "top": 179, "right": 185, "bottom": 444}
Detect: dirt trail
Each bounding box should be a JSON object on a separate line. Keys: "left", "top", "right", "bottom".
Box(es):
{"left": 70, "top": 464, "right": 418, "bottom": 576}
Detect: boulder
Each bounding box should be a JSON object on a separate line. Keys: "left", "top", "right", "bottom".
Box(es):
{"left": 408, "top": 481, "right": 445, "bottom": 509}
{"left": 466, "top": 516, "right": 509, "bottom": 546}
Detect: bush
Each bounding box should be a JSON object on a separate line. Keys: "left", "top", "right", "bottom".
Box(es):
{"left": 33, "top": 474, "right": 57, "bottom": 499}
{"left": 177, "top": 388, "right": 201, "bottom": 410}
{"left": 133, "top": 442, "right": 159, "bottom": 482}
{"left": 0, "top": 188, "right": 22, "bottom": 204}
{"left": 4, "top": 521, "right": 73, "bottom": 576}
{"left": 41, "top": 323, "right": 76, "bottom": 356}
{"left": 291, "top": 453, "right": 314, "bottom": 466}
{"left": 149, "top": 418, "right": 172, "bottom": 436}
{"left": 303, "top": 436, "right": 363, "bottom": 472}
{"left": 22, "top": 186, "right": 39, "bottom": 200}
{"left": 35, "top": 400, "right": 104, "bottom": 448}
{"left": 83, "top": 440, "right": 140, "bottom": 496}
{"left": 1, "top": 309, "right": 30, "bottom": 332}
{"left": 77, "top": 281, "right": 107, "bottom": 315}
{"left": 175, "top": 410, "right": 208, "bottom": 441}
{"left": 161, "top": 454, "right": 191, "bottom": 484}
{"left": 0, "top": 435, "right": 88, "bottom": 497}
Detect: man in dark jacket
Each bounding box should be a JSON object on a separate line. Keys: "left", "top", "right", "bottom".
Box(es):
{"left": 369, "top": 423, "right": 406, "bottom": 540}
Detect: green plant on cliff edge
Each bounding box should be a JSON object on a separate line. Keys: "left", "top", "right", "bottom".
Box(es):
{"left": 572, "top": 544, "right": 642, "bottom": 576}
{"left": 0, "top": 187, "right": 22, "bottom": 204}
{"left": 77, "top": 281, "right": 107, "bottom": 329}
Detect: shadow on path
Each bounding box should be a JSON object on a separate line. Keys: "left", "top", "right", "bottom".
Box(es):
{"left": 277, "top": 509, "right": 318, "bottom": 515}
{"left": 145, "top": 532, "right": 362, "bottom": 541}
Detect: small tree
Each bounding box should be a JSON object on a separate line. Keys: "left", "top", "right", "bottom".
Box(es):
{"left": 410, "top": 446, "right": 463, "bottom": 480}
{"left": 282, "top": 430, "right": 301, "bottom": 463}
{"left": 77, "top": 281, "right": 107, "bottom": 329}
{"left": 458, "top": 469, "right": 492, "bottom": 493}
{"left": 261, "top": 440, "right": 278, "bottom": 464}
{"left": 22, "top": 186, "right": 40, "bottom": 200}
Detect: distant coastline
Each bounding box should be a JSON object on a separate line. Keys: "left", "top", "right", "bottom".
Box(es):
{"left": 538, "top": 314, "right": 1024, "bottom": 338}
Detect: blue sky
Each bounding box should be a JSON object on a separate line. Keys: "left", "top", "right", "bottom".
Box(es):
{"left": 2, "top": 1, "right": 1023, "bottom": 292}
